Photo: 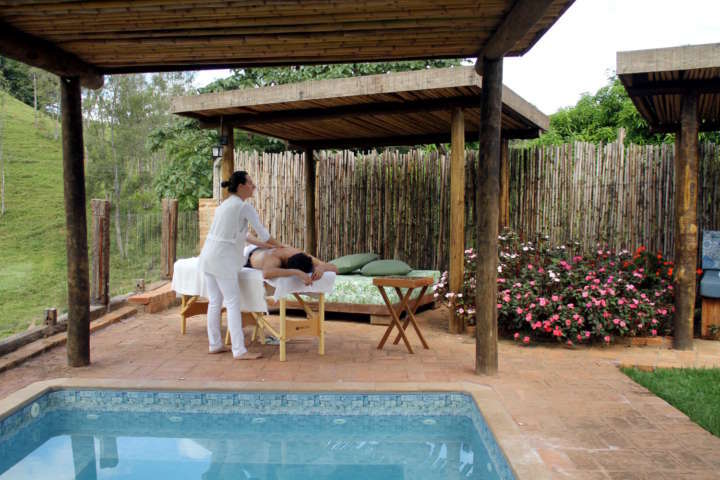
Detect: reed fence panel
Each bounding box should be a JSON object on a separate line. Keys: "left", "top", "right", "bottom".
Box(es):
{"left": 230, "top": 141, "right": 720, "bottom": 271}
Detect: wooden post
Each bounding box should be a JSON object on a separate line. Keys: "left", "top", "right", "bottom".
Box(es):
{"left": 499, "top": 138, "right": 510, "bottom": 229}
{"left": 449, "top": 107, "right": 465, "bottom": 334}
{"left": 90, "top": 199, "right": 110, "bottom": 306}
{"left": 161, "top": 198, "right": 179, "bottom": 279}
{"left": 221, "top": 123, "right": 234, "bottom": 200}
{"left": 673, "top": 91, "right": 698, "bottom": 350}
{"left": 304, "top": 147, "right": 317, "bottom": 256}
{"left": 44, "top": 307, "right": 58, "bottom": 327}
{"left": 475, "top": 57, "right": 503, "bottom": 375}
{"left": 61, "top": 76, "right": 90, "bottom": 367}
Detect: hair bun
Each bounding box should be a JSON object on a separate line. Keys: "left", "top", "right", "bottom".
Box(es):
{"left": 220, "top": 180, "right": 230, "bottom": 188}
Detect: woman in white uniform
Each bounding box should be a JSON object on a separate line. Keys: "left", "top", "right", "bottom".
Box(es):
{"left": 199, "top": 171, "right": 281, "bottom": 359}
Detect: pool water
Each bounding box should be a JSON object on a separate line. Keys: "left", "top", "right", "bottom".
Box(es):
{"left": 0, "top": 390, "right": 515, "bottom": 480}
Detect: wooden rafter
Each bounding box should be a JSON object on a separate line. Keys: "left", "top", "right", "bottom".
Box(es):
{"left": 0, "top": 21, "right": 103, "bottom": 89}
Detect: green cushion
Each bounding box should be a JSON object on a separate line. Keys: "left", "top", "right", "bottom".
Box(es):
{"left": 361, "top": 259, "right": 412, "bottom": 276}
{"left": 330, "top": 253, "right": 379, "bottom": 274}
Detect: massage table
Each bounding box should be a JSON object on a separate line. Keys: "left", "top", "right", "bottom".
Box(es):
{"left": 171, "top": 257, "right": 336, "bottom": 361}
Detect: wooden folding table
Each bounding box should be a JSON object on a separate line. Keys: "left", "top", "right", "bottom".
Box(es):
{"left": 373, "top": 276, "right": 433, "bottom": 353}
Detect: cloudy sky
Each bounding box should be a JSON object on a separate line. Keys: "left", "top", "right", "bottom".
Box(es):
{"left": 194, "top": 0, "right": 720, "bottom": 115}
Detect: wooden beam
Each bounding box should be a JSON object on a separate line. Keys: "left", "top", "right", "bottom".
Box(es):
{"left": 475, "top": 0, "right": 555, "bottom": 68}
{"left": 449, "top": 107, "right": 466, "bottom": 334}
{"left": 476, "top": 57, "right": 502, "bottom": 375}
{"left": 0, "top": 22, "right": 103, "bottom": 89}
{"left": 625, "top": 78, "right": 720, "bottom": 97}
{"left": 304, "top": 148, "right": 317, "bottom": 257}
{"left": 650, "top": 120, "right": 720, "bottom": 134}
{"left": 61, "top": 76, "right": 90, "bottom": 367}
{"left": 499, "top": 138, "right": 510, "bottom": 229}
{"left": 292, "top": 128, "right": 539, "bottom": 150}
{"left": 221, "top": 123, "right": 234, "bottom": 200}
{"left": 673, "top": 91, "right": 698, "bottom": 351}
{"left": 213, "top": 96, "right": 482, "bottom": 127}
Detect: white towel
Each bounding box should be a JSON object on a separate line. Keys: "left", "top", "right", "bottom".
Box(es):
{"left": 266, "top": 272, "right": 336, "bottom": 302}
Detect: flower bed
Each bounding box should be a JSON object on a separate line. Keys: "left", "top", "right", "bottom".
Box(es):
{"left": 434, "top": 231, "right": 677, "bottom": 346}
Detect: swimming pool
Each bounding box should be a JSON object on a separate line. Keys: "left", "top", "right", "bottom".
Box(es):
{"left": 0, "top": 388, "right": 516, "bottom": 479}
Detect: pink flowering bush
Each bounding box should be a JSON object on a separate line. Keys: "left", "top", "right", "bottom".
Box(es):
{"left": 434, "top": 231, "right": 675, "bottom": 346}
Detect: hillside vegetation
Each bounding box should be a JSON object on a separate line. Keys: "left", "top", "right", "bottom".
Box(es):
{"left": 0, "top": 92, "right": 67, "bottom": 338}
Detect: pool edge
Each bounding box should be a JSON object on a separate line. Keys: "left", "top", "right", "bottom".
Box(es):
{"left": 0, "top": 378, "right": 551, "bottom": 480}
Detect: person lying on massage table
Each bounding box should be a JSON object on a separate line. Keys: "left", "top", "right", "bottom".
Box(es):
{"left": 245, "top": 236, "right": 338, "bottom": 285}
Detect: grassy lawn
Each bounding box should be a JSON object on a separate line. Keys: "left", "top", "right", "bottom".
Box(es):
{"left": 622, "top": 367, "right": 720, "bottom": 437}
{"left": 0, "top": 93, "right": 187, "bottom": 339}
{"left": 0, "top": 92, "right": 69, "bottom": 338}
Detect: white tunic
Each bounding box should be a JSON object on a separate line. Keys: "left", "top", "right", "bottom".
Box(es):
{"left": 198, "top": 195, "right": 270, "bottom": 279}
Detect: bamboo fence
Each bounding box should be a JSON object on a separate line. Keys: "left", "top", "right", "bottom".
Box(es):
{"left": 230, "top": 141, "right": 720, "bottom": 271}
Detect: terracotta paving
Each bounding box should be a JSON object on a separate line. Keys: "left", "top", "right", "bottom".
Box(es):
{"left": 2, "top": 305, "right": 720, "bottom": 479}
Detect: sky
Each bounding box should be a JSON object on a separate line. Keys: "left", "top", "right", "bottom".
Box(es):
{"left": 193, "top": 0, "right": 720, "bottom": 115}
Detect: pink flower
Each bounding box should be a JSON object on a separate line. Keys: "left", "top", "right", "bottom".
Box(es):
{"left": 497, "top": 303, "right": 502, "bottom": 309}
{"left": 565, "top": 319, "right": 571, "bottom": 326}
{"left": 502, "top": 295, "right": 511, "bottom": 303}
{"left": 529, "top": 280, "right": 536, "bottom": 286}
{"left": 527, "top": 264, "right": 534, "bottom": 270}
{"left": 513, "top": 332, "right": 520, "bottom": 339}
{"left": 497, "top": 278, "right": 506, "bottom": 283}
{"left": 567, "top": 303, "right": 574, "bottom": 309}
{"left": 612, "top": 318, "right": 620, "bottom": 325}
{"left": 604, "top": 335, "right": 611, "bottom": 343}
{"left": 576, "top": 334, "right": 583, "bottom": 341}
{"left": 458, "top": 308, "right": 464, "bottom": 314}
{"left": 585, "top": 331, "right": 591, "bottom": 338}
{"left": 581, "top": 291, "right": 589, "bottom": 298}
{"left": 539, "top": 298, "right": 548, "bottom": 307}
{"left": 525, "top": 312, "right": 533, "bottom": 322}
{"left": 551, "top": 295, "right": 559, "bottom": 302}
{"left": 651, "top": 329, "right": 657, "bottom": 336}
{"left": 620, "top": 321, "right": 626, "bottom": 328}
{"left": 567, "top": 340, "right": 574, "bottom": 346}
{"left": 618, "top": 298, "right": 625, "bottom": 305}
{"left": 523, "top": 336, "right": 530, "bottom": 344}
{"left": 516, "top": 307, "right": 523, "bottom": 315}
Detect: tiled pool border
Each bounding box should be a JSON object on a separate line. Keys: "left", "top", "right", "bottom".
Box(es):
{"left": 0, "top": 379, "right": 551, "bottom": 480}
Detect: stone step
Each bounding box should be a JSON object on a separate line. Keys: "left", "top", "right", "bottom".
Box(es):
{"left": 128, "top": 282, "right": 178, "bottom": 313}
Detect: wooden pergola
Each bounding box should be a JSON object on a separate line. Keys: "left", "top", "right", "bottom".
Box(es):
{"left": 172, "top": 65, "right": 549, "bottom": 334}
{"left": 0, "top": 0, "right": 574, "bottom": 373}
{"left": 618, "top": 42, "right": 720, "bottom": 350}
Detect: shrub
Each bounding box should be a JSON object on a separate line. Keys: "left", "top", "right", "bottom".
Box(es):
{"left": 434, "top": 231, "right": 675, "bottom": 346}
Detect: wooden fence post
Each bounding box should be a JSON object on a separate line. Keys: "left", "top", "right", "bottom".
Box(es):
{"left": 161, "top": 198, "right": 179, "bottom": 279}
{"left": 44, "top": 307, "right": 57, "bottom": 327}
{"left": 449, "top": 107, "right": 465, "bottom": 334}
{"left": 90, "top": 199, "right": 110, "bottom": 306}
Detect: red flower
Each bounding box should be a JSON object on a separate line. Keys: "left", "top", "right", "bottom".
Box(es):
{"left": 668, "top": 267, "right": 673, "bottom": 277}
{"left": 697, "top": 268, "right": 703, "bottom": 275}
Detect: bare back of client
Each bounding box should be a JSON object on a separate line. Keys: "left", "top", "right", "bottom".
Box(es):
{"left": 247, "top": 246, "right": 338, "bottom": 284}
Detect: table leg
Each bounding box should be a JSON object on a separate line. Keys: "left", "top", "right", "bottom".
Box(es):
{"left": 391, "top": 287, "right": 415, "bottom": 345}
{"left": 279, "top": 298, "right": 287, "bottom": 362}
{"left": 319, "top": 293, "right": 325, "bottom": 356}
{"left": 399, "top": 285, "right": 430, "bottom": 349}
{"left": 377, "top": 286, "right": 414, "bottom": 353}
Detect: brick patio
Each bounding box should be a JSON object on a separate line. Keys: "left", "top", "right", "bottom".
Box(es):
{"left": 1, "top": 305, "right": 719, "bottom": 479}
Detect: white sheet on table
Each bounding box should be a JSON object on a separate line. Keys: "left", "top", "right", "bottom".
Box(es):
{"left": 171, "top": 257, "right": 267, "bottom": 313}
{"left": 265, "top": 272, "right": 336, "bottom": 302}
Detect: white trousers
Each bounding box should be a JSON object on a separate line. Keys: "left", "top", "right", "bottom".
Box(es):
{"left": 204, "top": 273, "right": 247, "bottom": 358}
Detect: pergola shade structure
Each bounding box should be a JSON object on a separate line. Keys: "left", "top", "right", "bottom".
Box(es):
{"left": 172, "top": 66, "right": 548, "bottom": 148}
{"left": 1, "top": 1, "right": 572, "bottom": 77}
{"left": 173, "top": 66, "right": 548, "bottom": 336}
{"left": 0, "top": 0, "right": 574, "bottom": 372}
{"left": 618, "top": 43, "right": 720, "bottom": 133}
{"left": 618, "top": 43, "right": 720, "bottom": 351}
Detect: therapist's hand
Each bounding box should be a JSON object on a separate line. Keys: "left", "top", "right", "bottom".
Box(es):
{"left": 311, "top": 266, "right": 324, "bottom": 281}
{"left": 295, "top": 271, "right": 313, "bottom": 285}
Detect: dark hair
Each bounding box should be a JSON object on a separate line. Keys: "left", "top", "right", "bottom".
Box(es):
{"left": 286, "top": 253, "right": 313, "bottom": 273}
{"left": 220, "top": 171, "right": 249, "bottom": 193}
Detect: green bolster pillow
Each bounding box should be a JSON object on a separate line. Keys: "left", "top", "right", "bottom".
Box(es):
{"left": 329, "top": 253, "right": 379, "bottom": 274}
{"left": 360, "top": 259, "right": 412, "bottom": 276}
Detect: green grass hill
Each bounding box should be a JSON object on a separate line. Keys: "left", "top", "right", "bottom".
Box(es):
{"left": 0, "top": 92, "right": 68, "bottom": 338}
